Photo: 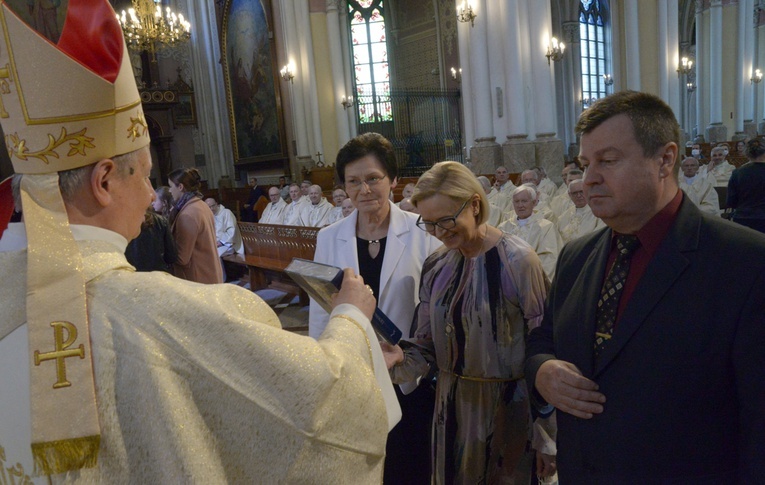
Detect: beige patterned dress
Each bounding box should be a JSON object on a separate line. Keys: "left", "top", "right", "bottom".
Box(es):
{"left": 392, "top": 234, "right": 548, "bottom": 484}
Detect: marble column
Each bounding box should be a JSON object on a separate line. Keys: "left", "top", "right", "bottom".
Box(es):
{"left": 706, "top": 0, "right": 727, "bottom": 143}
{"left": 295, "top": 2, "right": 322, "bottom": 157}
{"left": 736, "top": 0, "right": 748, "bottom": 137}
{"left": 281, "top": 2, "right": 310, "bottom": 157}
{"left": 745, "top": 0, "right": 758, "bottom": 137}
{"left": 562, "top": 20, "right": 581, "bottom": 162}
{"left": 469, "top": 0, "right": 493, "bottom": 139}
{"left": 624, "top": 0, "right": 641, "bottom": 91}
{"left": 184, "top": 0, "right": 235, "bottom": 187}
{"left": 338, "top": 7, "right": 357, "bottom": 139}
{"left": 527, "top": 0, "right": 563, "bottom": 179}
{"left": 658, "top": 0, "right": 669, "bottom": 102}
{"left": 326, "top": 0, "right": 351, "bottom": 148}
{"left": 456, "top": 1, "right": 475, "bottom": 162}
{"left": 466, "top": 0, "right": 501, "bottom": 171}
{"left": 667, "top": 0, "right": 680, "bottom": 117}
{"left": 695, "top": 0, "right": 705, "bottom": 140}
{"left": 501, "top": 0, "right": 533, "bottom": 172}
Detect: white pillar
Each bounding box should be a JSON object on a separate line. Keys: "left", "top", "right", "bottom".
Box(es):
{"left": 658, "top": 0, "right": 669, "bottom": 101}
{"left": 624, "top": 0, "right": 641, "bottom": 91}
{"left": 736, "top": 0, "right": 748, "bottom": 133}
{"left": 295, "top": 1, "right": 322, "bottom": 156}
{"left": 744, "top": 0, "right": 756, "bottom": 125}
{"left": 486, "top": 0, "right": 506, "bottom": 140}
{"left": 185, "top": 0, "right": 234, "bottom": 182}
{"left": 469, "top": 0, "right": 493, "bottom": 140}
{"left": 667, "top": 0, "right": 681, "bottom": 117}
{"left": 709, "top": 0, "right": 722, "bottom": 125}
{"left": 456, "top": 3, "right": 474, "bottom": 157}
{"left": 326, "top": 0, "right": 351, "bottom": 147}
{"left": 281, "top": 1, "right": 310, "bottom": 157}
{"left": 338, "top": 6, "right": 357, "bottom": 138}
{"left": 527, "top": 0, "right": 557, "bottom": 136}
{"left": 503, "top": 0, "right": 526, "bottom": 137}
{"left": 695, "top": 1, "right": 705, "bottom": 136}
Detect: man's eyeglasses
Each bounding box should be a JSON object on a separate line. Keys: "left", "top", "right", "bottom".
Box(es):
{"left": 346, "top": 175, "right": 387, "bottom": 189}
{"left": 416, "top": 199, "right": 470, "bottom": 233}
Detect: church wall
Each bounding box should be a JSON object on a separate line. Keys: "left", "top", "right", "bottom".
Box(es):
{"left": 310, "top": 12, "right": 341, "bottom": 166}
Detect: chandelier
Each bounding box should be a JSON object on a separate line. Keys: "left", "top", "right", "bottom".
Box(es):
{"left": 118, "top": 0, "right": 191, "bottom": 59}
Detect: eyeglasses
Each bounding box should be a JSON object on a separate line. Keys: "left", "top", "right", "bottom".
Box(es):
{"left": 345, "top": 174, "right": 387, "bottom": 189}
{"left": 416, "top": 199, "right": 470, "bottom": 233}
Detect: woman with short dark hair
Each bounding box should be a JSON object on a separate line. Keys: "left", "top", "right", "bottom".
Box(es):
{"left": 309, "top": 133, "right": 441, "bottom": 484}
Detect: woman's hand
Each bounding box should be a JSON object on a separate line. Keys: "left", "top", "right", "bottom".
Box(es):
{"left": 380, "top": 341, "right": 404, "bottom": 369}
{"left": 332, "top": 268, "right": 376, "bottom": 320}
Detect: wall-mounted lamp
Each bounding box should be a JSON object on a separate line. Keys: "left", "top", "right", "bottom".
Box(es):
{"left": 450, "top": 67, "right": 462, "bottom": 83}
{"left": 546, "top": 37, "right": 565, "bottom": 65}
{"left": 280, "top": 62, "right": 295, "bottom": 83}
{"left": 457, "top": 1, "right": 476, "bottom": 28}
{"left": 340, "top": 95, "right": 354, "bottom": 110}
{"left": 751, "top": 69, "right": 763, "bottom": 84}
{"left": 686, "top": 82, "right": 697, "bottom": 93}
{"left": 602, "top": 73, "right": 614, "bottom": 86}
{"left": 676, "top": 56, "right": 694, "bottom": 76}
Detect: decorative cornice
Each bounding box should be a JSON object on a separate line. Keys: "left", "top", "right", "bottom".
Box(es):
{"left": 562, "top": 21, "right": 580, "bottom": 45}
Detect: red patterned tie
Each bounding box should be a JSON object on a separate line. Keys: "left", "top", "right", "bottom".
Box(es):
{"left": 594, "top": 234, "right": 641, "bottom": 358}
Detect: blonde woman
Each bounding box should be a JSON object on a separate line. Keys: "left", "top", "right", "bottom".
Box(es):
{"left": 383, "top": 162, "right": 554, "bottom": 484}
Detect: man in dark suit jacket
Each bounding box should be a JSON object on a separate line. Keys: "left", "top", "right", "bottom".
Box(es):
{"left": 242, "top": 177, "right": 266, "bottom": 222}
{"left": 526, "top": 91, "right": 765, "bottom": 484}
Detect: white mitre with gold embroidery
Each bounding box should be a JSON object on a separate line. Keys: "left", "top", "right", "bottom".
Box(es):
{"left": 0, "top": 0, "right": 148, "bottom": 475}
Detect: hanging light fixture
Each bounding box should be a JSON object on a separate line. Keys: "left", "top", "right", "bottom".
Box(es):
{"left": 118, "top": 0, "right": 191, "bottom": 60}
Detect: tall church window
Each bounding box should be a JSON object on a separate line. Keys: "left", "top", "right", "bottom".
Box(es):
{"left": 579, "top": 0, "right": 609, "bottom": 109}
{"left": 348, "top": 0, "right": 392, "bottom": 123}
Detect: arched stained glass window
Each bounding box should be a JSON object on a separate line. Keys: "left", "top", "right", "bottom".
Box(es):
{"left": 348, "top": 0, "right": 392, "bottom": 123}
{"left": 580, "top": 0, "right": 609, "bottom": 109}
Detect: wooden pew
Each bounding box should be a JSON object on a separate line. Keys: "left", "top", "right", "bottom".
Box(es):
{"left": 224, "top": 223, "right": 319, "bottom": 307}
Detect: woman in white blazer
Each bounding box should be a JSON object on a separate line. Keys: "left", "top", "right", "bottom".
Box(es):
{"left": 309, "top": 133, "right": 440, "bottom": 484}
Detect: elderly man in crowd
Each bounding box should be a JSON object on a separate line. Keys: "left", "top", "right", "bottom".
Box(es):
{"left": 283, "top": 183, "right": 308, "bottom": 225}
{"left": 552, "top": 160, "right": 581, "bottom": 198}
{"left": 300, "top": 184, "right": 333, "bottom": 227}
{"left": 395, "top": 182, "right": 416, "bottom": 208}
{"left": 478, "top": 175, "right": 507, "bottom": 227}
{"left": 679, "top": 157, "right": 720, "bottom": 216}
{"left": 556, "top": 179, "right": 605, "bottom": 243}
{"left": 488, "top": 166, "right": 516, "bottom": 217}
{"left": 534, "top": 166, "right": 558, "bottom": 199}
{"left": 341, "top": 198, "right": 355, "bottom": 218}
{"left": 205, "top": 198, "right": 244, "bottom": 258}
{"left": 327, "top": 187, "right": 348, "bottom": 225}
{"left": 550, "top": 169, "right": 584, "bottom": 220}
{"left": 521, "top": 169, "right": 554, "bottom": 219}
{"left": 0, "top": 2, "right": 399, "bottom": 482}
{"left": 701, "top": 146, "right": 735, "bottom": 187}
{"left": 499, "top": 184, "right": 562, "bottom": 280}
{"left": 259, "top": 186, "right": 288, "bottom": 224}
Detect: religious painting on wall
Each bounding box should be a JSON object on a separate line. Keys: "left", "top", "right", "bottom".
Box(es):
{"left": 4, "top": 0, "right": 67, "bottom": 43}
{"left": 221, "top": 0, "right": 287, "bottom": 164}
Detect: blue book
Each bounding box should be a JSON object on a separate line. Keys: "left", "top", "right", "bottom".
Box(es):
{"left": 285, "top": 258, "right": 403, "bottom": 344}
